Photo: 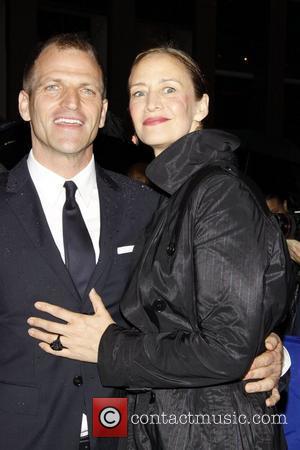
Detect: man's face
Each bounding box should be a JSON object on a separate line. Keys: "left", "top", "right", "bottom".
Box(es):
{"left": 19, "top": 44, "right": 107, "bottom": 163}
{"left": 266, "top": 197, "right": 287, "bottom": 214}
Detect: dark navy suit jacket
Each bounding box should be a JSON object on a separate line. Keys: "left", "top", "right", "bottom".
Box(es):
{"left": 0, "top": 156, "right": 159, "bottom": 450}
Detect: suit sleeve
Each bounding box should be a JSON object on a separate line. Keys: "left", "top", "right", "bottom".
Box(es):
{"left": 98, "top": 174, "right": 287, "bottom": 388}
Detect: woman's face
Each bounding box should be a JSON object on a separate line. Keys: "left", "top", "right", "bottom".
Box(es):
{"left": 129, "top": 53, "right": 208, "bottom": 156}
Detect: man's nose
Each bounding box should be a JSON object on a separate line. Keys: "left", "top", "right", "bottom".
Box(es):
{"left": 62, "top": 88, "right": 80, "bottom": 110}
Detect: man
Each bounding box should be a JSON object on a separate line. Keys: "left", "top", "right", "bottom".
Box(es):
{"left": 266, "top": 192, "right": 288, "bottom": 214}
{"left": 265, "top": 191, "right": 300, "bottom": 335}
{"left": 0, "top": 34, "right": 285, "bottom": 450}
{"left": 0, "top": 34, "right": 159, "bottom": 450}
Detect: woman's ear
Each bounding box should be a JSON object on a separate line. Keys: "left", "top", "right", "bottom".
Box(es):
{"left": 131, "top": 134, "right": 139, "bottom": 146}
{"left": 18, "top": 90, "right": 31, "bottom": 122}
{"left": 193, "top": 93, "right": 209, "bottom": 123}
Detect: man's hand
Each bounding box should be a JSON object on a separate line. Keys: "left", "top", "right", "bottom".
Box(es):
{"left": 27, "top": 289, "right": 114, "bottom": 362}
{"left": 243, "top": 333, "right": 283, "bottom": 407}
{"left": 287, "top": 239, "right": 300, "bottom": 264}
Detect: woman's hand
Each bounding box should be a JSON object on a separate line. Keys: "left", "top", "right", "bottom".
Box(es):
{"left": 243, "top": 332, "right": 283, "bottom": 406}
{"left": 27, "top": 289, "right": 115, "bottom": 362}
{"left": 28, "top": 292, "right": 284, "bottom": 405}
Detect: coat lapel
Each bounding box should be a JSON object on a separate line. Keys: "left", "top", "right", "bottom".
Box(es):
{"left": 82, "top": 166, "right": 124, "bottom": 309}
{"left": 5, "top": 158, "right": 81, "bottom": 304}
{"left": 6, "top": 158, "right": 124, "bottom": 309}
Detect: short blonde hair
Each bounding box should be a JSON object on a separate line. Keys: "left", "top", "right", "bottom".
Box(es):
{"left": 23, "top": 33, "right": 106, "bottom": 96}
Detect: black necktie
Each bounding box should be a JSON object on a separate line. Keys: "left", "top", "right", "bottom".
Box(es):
{"left": 63, "top": 181, "right": 96, "bottom": 297}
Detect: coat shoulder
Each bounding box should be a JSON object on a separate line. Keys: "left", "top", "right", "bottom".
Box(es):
{"left": 0, "top": 170, "right": 8, "bottom": 186}
{"left": 0, "top": 171, "right": 9, "bottom": 196}
{"left": 102, "top": 168, "right": 161, "bottom": 208}
{"left": 194, "top": 167, "right": 269, "bottom": 217}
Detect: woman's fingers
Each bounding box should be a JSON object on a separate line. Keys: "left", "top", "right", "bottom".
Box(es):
{"left": 28, "top": 327, "right": 60, "bottom": 344}
{"left": 34, "top": 301, "right": 76, "bottom": 322}
{"left": 38, "top": 342, "right": 72, "bottom": 359}
{"left": 27, "top": 316, "right": 66, "bottom": 335}
{"left": 27, "top": 290, "right": 114, "bottom": 363}
{"left": 89, "top": 288, "right": 103, "bottom": 312}
{"left": 89, "top": 288, "right": 109, "bottom": 315}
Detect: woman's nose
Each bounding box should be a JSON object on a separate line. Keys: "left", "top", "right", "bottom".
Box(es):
{"left": 146, "top": 91, "right": 162, "bottom": 112}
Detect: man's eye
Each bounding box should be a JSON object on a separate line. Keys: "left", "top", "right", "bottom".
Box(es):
{"left": 45, "top": 85, "right": 59, "bottom": 92}
{"left": 82, "top": 88, "right": 96, "bottom": 96}
{"left": 163, "top": 87, "right": 176, "bottom": 94}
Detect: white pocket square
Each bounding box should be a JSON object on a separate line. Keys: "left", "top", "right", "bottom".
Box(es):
{"left": 117, "top": 245, "right": 134, "bottom": 254}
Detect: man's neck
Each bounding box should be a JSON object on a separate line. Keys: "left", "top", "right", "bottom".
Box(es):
{"left": 32, "top": 148, "right": 93, "bottom": 178}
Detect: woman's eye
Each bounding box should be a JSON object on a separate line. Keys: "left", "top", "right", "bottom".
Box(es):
{"left": 163, "top": 86, "right": 176, "bottom": 94}
{"left": 131, "top": 91, "right": 145, "bottom": 98}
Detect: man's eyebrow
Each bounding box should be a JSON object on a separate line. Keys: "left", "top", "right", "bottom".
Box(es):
{"left": 41, "top": 77, "right": 62, "bottom": 83}
{"left": 36, "top": 78, "right": 101, "bottom": 91}
{"left": 35, "top": 77, "right": 61, "bottom": 88}
{"left": 79, "top": 82, "right": 100, "bottom": 89}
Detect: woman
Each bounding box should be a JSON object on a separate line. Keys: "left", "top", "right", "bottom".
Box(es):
{"left": 28, "top": 48, "right": 289, "bottom": 449}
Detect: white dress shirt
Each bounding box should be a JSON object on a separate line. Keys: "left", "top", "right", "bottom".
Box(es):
{"left": 27, "top": 150, "right": 100, "bottom": 438}
{"left": 27, "top": 150, "right": 100, "bottom": 262}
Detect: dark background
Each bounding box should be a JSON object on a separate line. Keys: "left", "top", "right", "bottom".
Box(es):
{"left": 0, "top": 0, "right": 299, "bottom": 202}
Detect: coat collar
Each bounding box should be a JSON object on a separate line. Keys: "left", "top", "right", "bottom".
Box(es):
{"left": 146, "top": 129, "right": 240, "bottom": 195}
{"left": 6, "top": 156, "right": 31, "bottom": 193}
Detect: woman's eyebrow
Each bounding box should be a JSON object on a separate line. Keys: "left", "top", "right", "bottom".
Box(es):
{"left": 159, "top": 78, "right": 182, "bottom": 85}
{"left": 129, "top": 82, "right": 147, "bottom": 89}
{"left": 129, "top": 79, "right": 182, "bottom": 88}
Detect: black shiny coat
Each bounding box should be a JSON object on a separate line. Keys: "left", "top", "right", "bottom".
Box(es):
{"left": 99, "top": 130, "right": 289, "bottom": 449}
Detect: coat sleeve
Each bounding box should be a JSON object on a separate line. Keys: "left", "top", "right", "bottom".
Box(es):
{"left": 98, "top": 174, "right": 288, "bottom": 388}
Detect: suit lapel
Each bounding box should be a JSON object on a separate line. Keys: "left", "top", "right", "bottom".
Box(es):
{"left": 6, "top": 159, "right": 124, "bottom": 309}
{"left": 5, "top": 158, "right": 81, "bottom": 304}
{"left": 83, "top": 166, "right": 124, "bottom": 309}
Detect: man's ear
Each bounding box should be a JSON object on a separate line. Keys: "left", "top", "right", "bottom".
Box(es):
{"left": 99, "top": 98, "right": 108, "bottom": 129}
{"left": 193, "top": 93, "right": 209, "bottom": 123}
{"left": 18, "top": 90, "right": 31, "bottom": 122}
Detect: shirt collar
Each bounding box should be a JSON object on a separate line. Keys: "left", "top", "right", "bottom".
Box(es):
{"left": 70, "top": 155, "right": 97, "bottom": 207}
{"left": 27, "top": 150, "right": 97, "bottom": 207}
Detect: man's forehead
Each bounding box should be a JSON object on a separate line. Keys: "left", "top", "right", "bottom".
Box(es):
{"left": 33, "top": 45, "right": 103, "bottom": 84}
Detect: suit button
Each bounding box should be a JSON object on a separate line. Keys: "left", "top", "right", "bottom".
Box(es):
{"left": 152, "top": 299, "right": 166, "bottom": 312}
{"left": 166, "top": 243, "right": 176, "bottom": 255}
{"left": 73, "top": 376, "right": 83, "bottom": 386}
{"left": 149, "top": 391, "right": 156, "bottom": 403}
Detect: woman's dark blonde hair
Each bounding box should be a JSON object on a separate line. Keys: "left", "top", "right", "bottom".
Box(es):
{"left": 130, "top": 47, "right": 208, "bottom": 100}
